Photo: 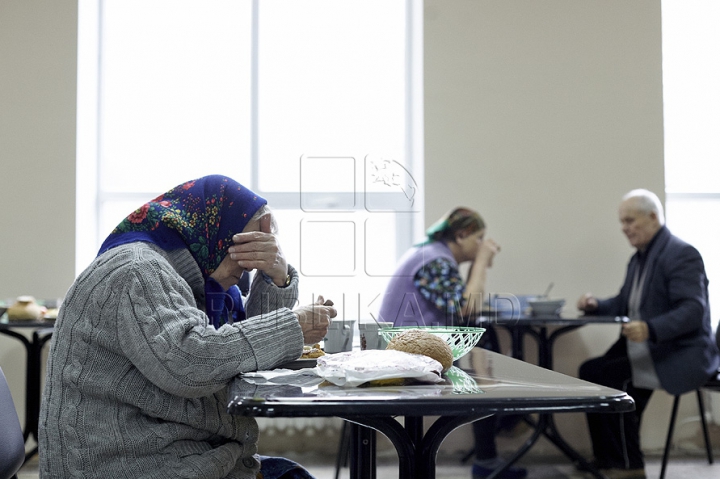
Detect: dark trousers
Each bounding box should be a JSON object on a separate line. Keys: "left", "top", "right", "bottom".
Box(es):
{"left": 473, "top": 326, "right": 501, "bottom": 460}
{"left": 579, "top": 338, "right": 654, "bottom": 470}
{"left": 473, "top": 415, "right": 498, "bottom": 460}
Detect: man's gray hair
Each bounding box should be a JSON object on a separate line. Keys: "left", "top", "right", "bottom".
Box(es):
{"left": 623, "top": 189, "right": 665, "bottom": 225}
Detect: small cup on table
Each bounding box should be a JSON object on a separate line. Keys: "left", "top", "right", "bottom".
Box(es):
{"left": 359, "top": 321, "right": 394, "bottom": 350}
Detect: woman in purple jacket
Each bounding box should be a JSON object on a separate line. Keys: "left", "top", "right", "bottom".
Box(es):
{"left": 378, "top": 207, "right": 499, "bottom": 327}
{"left": 378, "top": 207, "right": 526, "bottom": 479}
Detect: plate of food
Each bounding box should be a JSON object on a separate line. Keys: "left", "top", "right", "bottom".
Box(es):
{"left": 277, "top": 344, "right": 325, "bottom": 370}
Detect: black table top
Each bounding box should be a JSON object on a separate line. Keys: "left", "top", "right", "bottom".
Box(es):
{"left": 228, "top": 349, "right": 634, "bottom": 418}
{"left": 479, "top": 314, "right": 630, "bottom": 327}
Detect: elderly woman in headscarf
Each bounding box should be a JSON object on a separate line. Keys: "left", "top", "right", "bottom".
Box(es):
{"left": 38, "top": 175, "right": 335, "bottom": 479}
{"left": 378, "top": 207, "right": 500, "bottom": 327}
{"left": 378, "top": 207, "right": 526, "bottom": 479}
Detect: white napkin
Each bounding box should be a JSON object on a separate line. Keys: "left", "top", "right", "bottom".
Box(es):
{"left": 241, "top": 369, "right": 324, "bottom": 386}
{"left": 316, "top": 350, "right": 444, "bottom": 387}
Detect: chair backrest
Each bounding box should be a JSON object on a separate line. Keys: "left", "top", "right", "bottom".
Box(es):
{"left": 0, "top": 366, "right": 24, "bottom": 479}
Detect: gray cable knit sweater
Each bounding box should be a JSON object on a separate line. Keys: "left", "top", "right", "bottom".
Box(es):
{"left": 38, "top": 242, "right": 303, "bottom": 478}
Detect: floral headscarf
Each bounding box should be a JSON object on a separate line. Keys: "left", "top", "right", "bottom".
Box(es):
{"left": 98, "top": 175, "right": 267, "bottom": 327}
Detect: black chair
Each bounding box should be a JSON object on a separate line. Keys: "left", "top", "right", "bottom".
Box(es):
{"left": 660, "top": 369, "right": 720, "bottom": 479}
{"left": 0, "top": 366, "right": 25, "bottom": 479}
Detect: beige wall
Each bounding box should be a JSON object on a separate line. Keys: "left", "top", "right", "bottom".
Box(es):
{"left": 0, "top": 0, "right": 77, "bottom": 297}
{"left": 0, "top": 0, "right": 710, "bottom": 463}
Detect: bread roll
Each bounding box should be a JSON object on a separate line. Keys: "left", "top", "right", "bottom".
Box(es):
{"left": 386, "top": 329, "right": 454, "bottom": 372}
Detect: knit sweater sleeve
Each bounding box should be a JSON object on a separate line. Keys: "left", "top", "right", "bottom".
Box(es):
{"left": 114, "top": 247, "right": 303, "bottom": 398}
{"left": 244, "top": 264, "right": 300, "bottom": 318}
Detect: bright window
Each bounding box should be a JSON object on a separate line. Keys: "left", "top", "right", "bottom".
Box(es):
{"left": 77, "top": 0, "right": 424, "bottom": 321}
{"left": 662, "top": 0, "right": 720, "bottom": 328}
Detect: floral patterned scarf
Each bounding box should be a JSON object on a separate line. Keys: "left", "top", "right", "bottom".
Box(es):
{"left": 98, "top": 175, "right": 267, "bottom": 327}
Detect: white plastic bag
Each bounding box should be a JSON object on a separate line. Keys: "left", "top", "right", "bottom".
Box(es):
{"left": 316, "top": 349, "right": 444, "bottom": 387}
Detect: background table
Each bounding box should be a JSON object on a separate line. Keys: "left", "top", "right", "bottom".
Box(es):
{"left": 228, "top": 348, "right": 634, "bottom": 479}
{"left": 484, "top": 314, "right": 630, "bottom": 368}
{"left": 0, "top": 320, "right": 55, "bottom": 462}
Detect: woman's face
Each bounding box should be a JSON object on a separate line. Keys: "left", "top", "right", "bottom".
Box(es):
{"left": 456, "top": 228, "right": 485, "bottom": 262}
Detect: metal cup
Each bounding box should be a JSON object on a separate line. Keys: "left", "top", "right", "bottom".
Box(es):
{"left": 323, "top": 320, "right": 356, "bottom": 353}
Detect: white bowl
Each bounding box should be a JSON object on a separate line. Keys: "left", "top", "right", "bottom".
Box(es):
{"left": 528, "top": 299, "right": 565, "bottom": 316}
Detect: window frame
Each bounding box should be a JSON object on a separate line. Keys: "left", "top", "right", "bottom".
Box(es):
{"left": 76, "top": 0, "right": 425, "bottom": 276}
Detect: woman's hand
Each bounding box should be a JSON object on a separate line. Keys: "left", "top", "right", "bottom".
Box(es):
{"left": 229, "top": 215, "right": 289, "bottom": 287}
{"left": 294, "top": 296, "right": 337, "bottom": 345}
{"left": 476, "top": 237, "right": 500, "bottom": 268}
{"left": 462, "top": 237, "right": 500, "bottom": 317}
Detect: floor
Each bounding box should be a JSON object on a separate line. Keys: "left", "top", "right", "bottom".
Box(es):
{"left": 18, "top": 452, "right": 719, "bottom": 479}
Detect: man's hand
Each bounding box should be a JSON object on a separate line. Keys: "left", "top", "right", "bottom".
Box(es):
{"left": 229, "top": 215, "right": 288, "bottom": 287}
{"left": 294, "top": 296, "right": 337, "bottom": 345}
{"left": 622, "top": 320, "right": 649, "bottom": 343}
{"left": 577, "top": 293, "right": 598, "bottom": 312}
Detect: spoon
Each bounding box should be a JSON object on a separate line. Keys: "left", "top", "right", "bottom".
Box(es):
{"left": 542, "top": 282, "right": 554, "bottom": 299}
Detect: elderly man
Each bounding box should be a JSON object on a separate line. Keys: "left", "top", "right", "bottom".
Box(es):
{"left": 577, "top": 189, "right": 719, "bottom": 479}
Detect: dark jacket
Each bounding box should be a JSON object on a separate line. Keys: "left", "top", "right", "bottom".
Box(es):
{"left": 596, "top": 226, "right": 719, "bottom": 395}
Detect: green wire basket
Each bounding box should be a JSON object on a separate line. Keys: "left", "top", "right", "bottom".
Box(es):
{"left": 445, "top": 366, "right": 484, "bottom": 394}
{"left": 378, "top": 326, "right": 485, "bottom": 361}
